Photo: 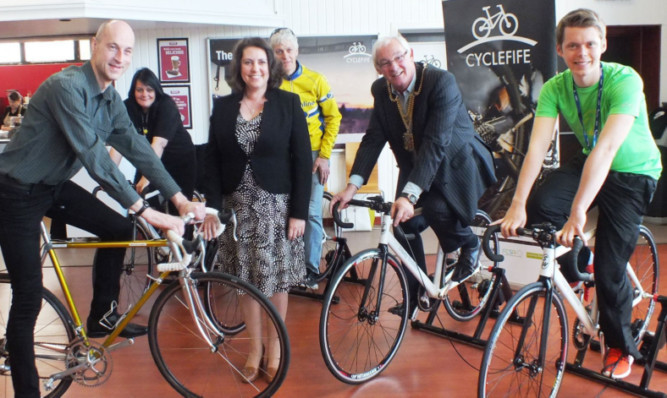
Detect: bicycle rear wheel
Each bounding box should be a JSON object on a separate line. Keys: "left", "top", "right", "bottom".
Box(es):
{"left": 320, "top": 249, "right": 409, "bottom": 384}
{"left": 628, "top": 225, "right": 659, "bottom": 344}
{"left": 149, "top": 272, "right": 289, "bottom": 398}
{"left": 117, "top": 222, "right": 154, "bottom": 316}
{"left": 0, "top": 274, "right": 75, "bottom": 398}
{"left": 444, "top": 210, "right": 499, "bottom": 321}
{"left": 479, "top": 282, "right": 568, "bottom": 397}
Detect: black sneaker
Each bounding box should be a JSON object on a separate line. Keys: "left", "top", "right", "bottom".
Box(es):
{"left": 302, "top": 271, "right": 319, "bottom": 290}
{"left": 451, "top": 240, "right": 482, "bottom": 283}
{"left": 87, "top": 312, "right": 148, "bottom": 338}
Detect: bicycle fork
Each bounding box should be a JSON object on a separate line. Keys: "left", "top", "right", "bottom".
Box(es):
{"left": 179, "top": 274, "right": 226, "bottom": 350}
{"left": 358, "top": 247, "right": 390, "bottom": 324}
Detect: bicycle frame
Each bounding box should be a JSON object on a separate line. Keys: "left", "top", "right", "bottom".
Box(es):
{"left": 377, "top": 213, "right": 466, "bottom": 300}
{"left": 38, "top": 221, "right": 223, "bottom": 386}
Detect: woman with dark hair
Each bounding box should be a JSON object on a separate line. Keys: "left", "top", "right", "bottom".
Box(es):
{"left": 1, "top": 91, "right": 26, "bottom": 131}
{"left": 202, "top": 37, "right": 311, "bottom": 383}
{"left": 111, "top": 67, "right": 196, "bottom": 214}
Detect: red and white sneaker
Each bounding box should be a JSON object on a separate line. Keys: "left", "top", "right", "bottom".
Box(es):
{"left": 602, "top": 348, "right": 634, "bottom": 379}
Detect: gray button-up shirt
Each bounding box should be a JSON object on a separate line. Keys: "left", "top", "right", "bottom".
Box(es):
{"left": 0, "top": 62, "right": 180, "bottom": 208}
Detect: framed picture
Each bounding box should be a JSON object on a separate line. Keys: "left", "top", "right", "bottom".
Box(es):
{"left": 164, "top": 85, "right": 192, "bottom": 129}
{"left": 157, "top": 38, "right": 190, "bottom": 83}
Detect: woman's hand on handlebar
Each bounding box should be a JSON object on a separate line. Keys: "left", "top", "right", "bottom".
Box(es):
{"left": 201, "top": 214, "right": 220, "bottom": 241}
{"left": 493, "top": 200, "right": 527, "bottom": 238}
{"left": 330, "top": 184, "right": 358, "bottom": 214}
{"left": 172, "top": 192, "right": 206, "bottom": 221}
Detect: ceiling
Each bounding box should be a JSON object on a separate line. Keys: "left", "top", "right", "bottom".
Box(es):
{"left": 0, "top": 18, "right": 203, "bottom": 40}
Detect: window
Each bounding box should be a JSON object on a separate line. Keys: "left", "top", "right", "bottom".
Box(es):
{"left": 25, "top": 40, "right": 75, "bottom": 63}
{"left": 0, "top": 42, "right": 21, "bottom": 63}
{"left": 0, "top": 37, "right": 91, "bottom": 65}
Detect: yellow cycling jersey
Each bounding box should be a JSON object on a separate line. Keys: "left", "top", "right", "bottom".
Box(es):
{"left": 279, "top": 62, "right": 341, "bottom": 159}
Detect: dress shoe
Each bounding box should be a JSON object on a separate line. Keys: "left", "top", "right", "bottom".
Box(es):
{"left": 241, "top": 346, "right": 264, "bottom": 383}
{"left": 451, "top": 239, "right": 482, "bottom": 283}
{"left": 241, "top": 365, "right": 260, "bottom": 383}
{"left": 265, "top": 366, "right": 278, "bottom": 383}
{"left": 87, "top": 312, "right": 148, "bottom": 338}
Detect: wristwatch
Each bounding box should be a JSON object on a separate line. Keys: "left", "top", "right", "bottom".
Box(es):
{"left": 399, "top": 192, "right": 418, "bottom": 205}
{"left": 134, "top": 200, "right": 151, "bottom": 217}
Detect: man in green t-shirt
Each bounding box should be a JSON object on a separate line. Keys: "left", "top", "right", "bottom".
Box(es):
{"left": 497, "top": 9, "right": 661, "bottom": 380}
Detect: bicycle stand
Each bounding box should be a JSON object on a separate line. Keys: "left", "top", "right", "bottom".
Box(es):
{"left": 411, "top": 266, "right": 513, "bottom": 348}
{"left": 565, "top": 295, "right": 667, "bottom": 398}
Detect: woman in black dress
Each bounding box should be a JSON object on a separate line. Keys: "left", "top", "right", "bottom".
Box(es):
{"left": 112, "top": 68, "right": 196, "bottom": 213}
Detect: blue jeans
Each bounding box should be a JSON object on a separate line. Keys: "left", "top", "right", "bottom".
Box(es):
{"left": 303, "top": 151, "right": 324, "bottom": 275}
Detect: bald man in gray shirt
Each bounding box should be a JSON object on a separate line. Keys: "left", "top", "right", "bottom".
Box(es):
{"left": 0, "top": 20, "right": 204, "bottom": 398}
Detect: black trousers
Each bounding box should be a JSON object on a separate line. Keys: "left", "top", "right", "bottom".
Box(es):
{"left": 526, "top": 153, "right": 657, "bottom": 359}
{"left": 0, "top": 180, "right": 132, "bottom": 398}
{"left": 397, "top": 190, "right": 478, "bottom": 306}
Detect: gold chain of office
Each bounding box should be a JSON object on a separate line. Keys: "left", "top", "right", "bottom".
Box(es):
{"left": 387, "top": 63, "right": 427, "bottom": 151}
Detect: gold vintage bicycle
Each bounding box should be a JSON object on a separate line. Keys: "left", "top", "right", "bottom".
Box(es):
{"left": 0, "top": 209, "right": 290, "bottom": 398}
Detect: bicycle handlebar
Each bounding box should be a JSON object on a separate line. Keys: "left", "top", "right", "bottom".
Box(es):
{"left": 482, "top": 223, "right": 592, "bottom": 282}
{"left": 157, "top": 207, "right": 237, "bottom": 272}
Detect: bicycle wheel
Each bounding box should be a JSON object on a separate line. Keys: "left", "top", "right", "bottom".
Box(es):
{"left": 628, "top": 225, "right": 659, "bottom": 344}
{"left": 149, "top": 272, "right": 289, "bottom": 398}
{"left": 444, "top": 209, "right": 499, "bottom": 321}
{"left": 320, "top": 249, "right": 409, "bottom": 384}
{"left": 0, "top": 274, "right": 75, "bottom": 398}
{"left": 479, "top": 282, "right": 568, "bottom": 397}
{"left": 117, "top": 222, "right": 154, "bottom": 315}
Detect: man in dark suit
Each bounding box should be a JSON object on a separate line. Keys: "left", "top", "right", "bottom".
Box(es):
{"left": 331, "top": 35, "right": 496, "bottom": 317}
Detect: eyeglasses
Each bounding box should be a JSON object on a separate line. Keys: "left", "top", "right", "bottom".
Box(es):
{"left": 270, "top": 27, "right": 295, "bottom": 38}
{"left": 377, "top": 50, "right": 409, "bottom": 69}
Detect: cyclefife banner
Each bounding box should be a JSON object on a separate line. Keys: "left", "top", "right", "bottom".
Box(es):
{"left": 442, "top": 0, "right": 557, "bottom": 217}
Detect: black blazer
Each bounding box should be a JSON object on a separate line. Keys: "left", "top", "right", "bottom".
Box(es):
{"left": 205, "top": 88, "right": 312, "bottom": 220}
{"left": 351, "top": 63, "right": 497, "bottom": 224}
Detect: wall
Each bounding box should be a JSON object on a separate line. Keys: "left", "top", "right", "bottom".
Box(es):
{"left": 0, "top": 63, "right": 83, "bottom": 107}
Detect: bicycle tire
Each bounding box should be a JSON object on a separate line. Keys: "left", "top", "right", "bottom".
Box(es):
{"left": 117, "top": 222, "right": 154, "bottom": 316}
{"left": 628, "top": 225, "right": 659, "bottom": 344}
{"left": 444, "top": 209, "right": 499, "bottom": 321}
{"left": 478, "top": 282, "right": 568, "bottom": 397}
{"left": 0, "top": 274, "right": 75, "bottom": 398}
{"left": 319, "top": 248, "right": 409, "bottom": 384}
{"left": 148, "top": 272, "right": 290, "bottom": 398}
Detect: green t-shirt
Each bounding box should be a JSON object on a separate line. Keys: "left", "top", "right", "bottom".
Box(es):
{"left": 536, "top": 62, "right": 662, "bottom": 180}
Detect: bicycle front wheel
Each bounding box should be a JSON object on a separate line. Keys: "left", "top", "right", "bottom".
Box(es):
{"left": 0, "top": 274, "right": 75, "bottom": 398}
{"left": 148, "top": 272, "right": 289, "bottom": 398}
{"left": 479, "top": 282, "right": 568, "bottom": 397}
{"left": 320, "top": 249, "right": 409, "bottom": 384}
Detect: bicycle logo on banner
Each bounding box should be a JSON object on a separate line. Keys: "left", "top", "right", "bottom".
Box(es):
{"left": 472, "top": 4, "right": 519, "bottom": 39}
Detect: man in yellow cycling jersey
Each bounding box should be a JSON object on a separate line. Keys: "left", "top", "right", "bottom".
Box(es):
{"left": 270, "top": 28, "right": 342, "bottom": 289}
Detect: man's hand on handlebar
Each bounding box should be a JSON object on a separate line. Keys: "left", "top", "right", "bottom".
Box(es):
{"left": 330, "top": 183, "right": 358, "bottom": 214}
{"left": 492, "top": 200, "right": 528, "bottom": 239}
{"left": 141, "top": 208, "right": 186, "bottom": 236}
{"left": 391, "top": 197, "right": 414, "bottom": 227}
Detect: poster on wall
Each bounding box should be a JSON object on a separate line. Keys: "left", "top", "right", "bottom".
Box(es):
{"left": 442, "top": 0, "right": 557, "bottom": 217}
{"left": 164, "top": 85, "right": 192, "bottom": 128}
{"left": 207, "top": 35, "right": 378, "bottom": 143}
{"left": 158, "top": 38, "right": 190, "bottom": 83}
